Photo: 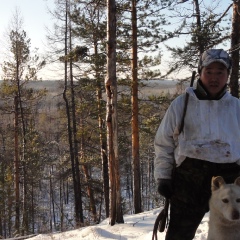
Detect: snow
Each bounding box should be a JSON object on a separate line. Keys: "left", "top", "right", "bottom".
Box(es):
{"left": 28, "top": 208, "right": 209, "bottom": 240}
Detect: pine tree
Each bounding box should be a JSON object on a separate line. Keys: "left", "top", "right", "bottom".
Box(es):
{"left": 164, "top": 0, "right": 232, "bottom": 76}
{"left": 70, "top": 0, "right": 110, "bottom": 219}
{"left": 0, "top": 9, "right": 45, "bottom": 236}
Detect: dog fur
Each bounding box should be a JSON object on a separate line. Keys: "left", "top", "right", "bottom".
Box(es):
{"left": 207, "top": 176, "right": 240, "bottom": 240}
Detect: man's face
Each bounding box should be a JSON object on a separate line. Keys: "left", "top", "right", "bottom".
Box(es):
{"left": 200, "top": 62, "right": 229, "bottom": 98}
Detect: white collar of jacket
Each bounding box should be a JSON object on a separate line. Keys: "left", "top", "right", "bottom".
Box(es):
{"left": 194, "top": 79, "right": 227, "bottom": 100}
{"left": 185, "top": 87, "right": 231, "bottom": 102}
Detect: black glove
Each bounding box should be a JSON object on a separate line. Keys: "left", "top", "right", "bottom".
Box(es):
{"left": 157, "top": 178, "right": 173, "bottom": 199}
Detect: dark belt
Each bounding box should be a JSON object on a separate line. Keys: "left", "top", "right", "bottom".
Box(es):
{"left": 182, "top": 157, "right": 240, "bottom": 172}
{"left": 177, "top": 157, "right": 240, "bottom": 184}
{"left": 184, "top": 157, "right": 237, "bottom": 167}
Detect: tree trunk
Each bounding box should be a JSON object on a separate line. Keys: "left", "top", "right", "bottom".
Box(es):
{"left": 31, "top": 179, "right": 34, "bottom": 233}
{"left": 105, "top": 0, "right": 124, "bottom": 225}
{"left": 63, "top": 0, "right": 83, "bottom": 226}
{"left": 18, "top": 72, "right": 28, "bottom": 236}
{"left": 21, "top": 164, "right": 28, "bottom": 235}
{"left": 60, "top": 176, "right": 64, "bottom": 232}
{"left": 49, "top": 170, "right": 52, "bottom": 231}
{"left": 49, "top": 168, "right": 56, "bottom": 231}
{"left": 94, "top": 37, "right": 110, "bottom": 218}
{"left": 229, "top": 0, "right": 240, "bottom": 98}
{"left": 82, "top": 164, "right": 97, "bottom": 222}
{"left": 193, "top": 0, "right": 204, "bottom": 54}
{"left": 100, "top": 139, "right": 109, "bottom": 217}
{"left": 131, "top": 0, "right": 142, "bottom": 214}
{"left": 69, "top": 19, "right": 84, "bottom": 224}
{"left": 14, "top": 95, "right": 20, "bottom": 234}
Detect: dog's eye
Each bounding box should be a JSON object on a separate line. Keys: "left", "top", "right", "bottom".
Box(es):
{"left": 222, "top": 198, "right": 229, "bottom": 203}
{"left": 236, "top": 198, "right": 240, "bottom": 203}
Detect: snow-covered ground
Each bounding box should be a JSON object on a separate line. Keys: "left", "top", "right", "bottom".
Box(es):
{"left": 28, "top": 208, "right": 209, "bottom": 240}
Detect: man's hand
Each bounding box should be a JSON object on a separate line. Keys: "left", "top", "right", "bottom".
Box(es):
{"left": 157, "top": 179, "right": 172, "bottom": 199}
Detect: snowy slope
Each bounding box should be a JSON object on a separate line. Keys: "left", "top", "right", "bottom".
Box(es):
{"left": 28, "top": 208, "right": 209, "bottom": 240}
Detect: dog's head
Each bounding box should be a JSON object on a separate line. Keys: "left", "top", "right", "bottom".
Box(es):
{"left": 211, "top": 176, "right": 240, "bottom": 221}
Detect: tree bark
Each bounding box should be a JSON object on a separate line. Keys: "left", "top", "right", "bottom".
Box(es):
{"left": 69, "top": 18, "right": 84, "bottom": 224}
{"left": 82, "top": 164, "right": 97, "bottom": 222}
{"left": 131, "top": 0, "right": 142, "bottom": 214}
{"left": 94, "top": 40, "right": 110, "bottom": 218}
{"left": 193, "top": 0, "right": 204, "bottom": 54}
{"left": 14, "top": 96, "right": 20, "bottom": 234}
{"left": 63, "top": 0, "right": 83, "bottom": 226}
{"left": 106, "top": 0, "right": 124, "bottom": 225}
{"left": 18, "top": 65, "right": 28, "bottom": 236}
{"left": 49, "top": 168, "right": 56, "bottom": 230}
{"left": 229, "top": 0, "right": 240, "bottom": 98}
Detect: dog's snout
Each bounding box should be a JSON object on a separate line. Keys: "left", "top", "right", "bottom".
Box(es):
{"left": 232, "top": 210, "right": 240, "bottom": 220}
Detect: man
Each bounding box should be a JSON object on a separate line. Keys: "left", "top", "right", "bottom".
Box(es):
{"left": 154, "top": 49, "right": 240, "bottom": 239}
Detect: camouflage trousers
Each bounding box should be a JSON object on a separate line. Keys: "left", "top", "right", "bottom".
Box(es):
{"left": 165, "top": 157, "right": 240, "bottom": 240}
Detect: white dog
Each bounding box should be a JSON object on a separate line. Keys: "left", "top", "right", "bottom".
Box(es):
{"left": 207, "top": 176, "right": 240, "bottom": 240}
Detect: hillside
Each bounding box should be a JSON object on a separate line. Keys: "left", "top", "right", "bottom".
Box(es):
{"left": 22, "top": 79, "right": 183, "bottom": 97}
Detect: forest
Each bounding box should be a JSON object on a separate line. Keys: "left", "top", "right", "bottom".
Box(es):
{"left": 0, "top": 0, "right": 239, "bottom": 238}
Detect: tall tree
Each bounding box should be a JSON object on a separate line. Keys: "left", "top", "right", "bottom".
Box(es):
{"left": 1, "top": 9, "right": 45, "bottom": 235}
{"left": 2, "top": 13, "right": 32, "bottom": 235}
{"left": 229, "top": 0, "right": 240, "bottom": 98}
{"left": 131, "top": 0, "right": 141, "bottom": 214}
{"left": 116, "top": 0, "right": 175, "bottom": 213}
{"left": 70, "top": 0, "right": 109, "bottom": 220}
{"left": 105, "top": 0, "right": 124, "bottom": 225}
{"left": 61, "top": 0, "right": 84, "bottom": 225}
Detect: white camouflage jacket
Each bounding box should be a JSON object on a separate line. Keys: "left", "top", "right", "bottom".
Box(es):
{"left": 154, "top": 87, "right": 240, "bottom": 180}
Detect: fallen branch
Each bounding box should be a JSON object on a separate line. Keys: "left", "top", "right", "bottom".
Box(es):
{"left": 3, "top": 234, "right": 37, "bottom": 240}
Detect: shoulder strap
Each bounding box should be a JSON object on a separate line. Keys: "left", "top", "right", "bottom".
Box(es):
{"left": 179, "top": 71, "right": 196, "bottom": 134}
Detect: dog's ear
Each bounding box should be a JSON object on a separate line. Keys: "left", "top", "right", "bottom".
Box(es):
{"left": 211, "top": 176, "right": 225, "bottom": 191}
{"left": 234, "top": 176, "right": 240, "bottom": 187}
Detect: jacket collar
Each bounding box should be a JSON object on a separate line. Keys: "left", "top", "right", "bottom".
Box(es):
{"left": 194, "top": 79, "right": 227, "bottom": 100}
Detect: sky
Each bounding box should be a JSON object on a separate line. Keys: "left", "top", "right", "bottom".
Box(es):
{"left": 0, "top": 0, "right": 234, "bottom": 81}
{"left": 0, "top": 0, "right": 54, "bottom": 48}
{"left": 27, "top": 208, "right": 209, "bottom": 239}
{"left": 0, "top": 0, "right": 56, "bottom": 80}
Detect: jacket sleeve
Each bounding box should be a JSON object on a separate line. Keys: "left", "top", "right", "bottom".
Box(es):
{"left": 154, "top": 97, "right": 182, "bottom": 180}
